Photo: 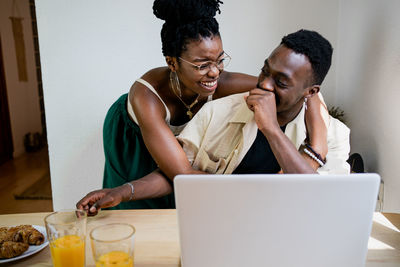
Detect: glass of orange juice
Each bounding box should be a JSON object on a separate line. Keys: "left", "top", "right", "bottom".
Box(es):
{"left": 44, "top": 209, "right": 87, "bottom": 267}
{"left": 90, "top": 223, "right": 135, "bottom": 267}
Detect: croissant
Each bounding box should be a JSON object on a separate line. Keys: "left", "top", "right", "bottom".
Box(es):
{"left": 0, "top": 241, "right": 29, "bottom": 259}
{"left": 0, "top": 227, "right": 8, "bottom": 244}
{"left": 5, "top": 225, "right": 44, "bottom": 245}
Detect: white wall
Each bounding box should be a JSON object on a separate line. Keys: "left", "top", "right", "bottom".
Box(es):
{"left": 36, "top": 0, "right": 340, "bottom": 210}
{"left": 221, "top": 0, "right": 339, "bottom": 105}
{"left": 336, "top": 0, "right": 400, "bottom": 212}
{"left": 0, "top": 0, "right": 42, "bottom": 157}
{"left": 35, "top": 1, "right": 165, "bottom": 210}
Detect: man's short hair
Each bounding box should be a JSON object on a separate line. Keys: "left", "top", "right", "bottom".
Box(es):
{"left": 281, "top": 29, "right": 333, "bottom": 85}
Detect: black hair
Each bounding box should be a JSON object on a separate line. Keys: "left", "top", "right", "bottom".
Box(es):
{"left": 153, "top": 0, "right": 223, "bottom": 57}
{"left": 281, "top": 29, "right": 333, "bottom": 85}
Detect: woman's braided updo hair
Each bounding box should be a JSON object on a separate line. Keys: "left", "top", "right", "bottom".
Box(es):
{"left": 153, "top": 0, "right": 223, "bottom": 57}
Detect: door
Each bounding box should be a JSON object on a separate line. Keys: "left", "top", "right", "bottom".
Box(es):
{"left": 0, "top": 36, "right": 14, "bottom": 164}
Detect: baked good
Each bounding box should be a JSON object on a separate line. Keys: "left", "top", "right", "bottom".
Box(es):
{"left": 0, "top": 227, "right": 8, "bottom": 244}
{"left": 2, "top": 225, "right": 44, "bottom": 245}
{"left": 0, "top": 241, "right": 29, "bottom": 259}
{"left": 0, "top": 224, "right": 45, "bottom": 259}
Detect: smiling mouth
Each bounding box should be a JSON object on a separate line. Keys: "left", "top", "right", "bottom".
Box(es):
{"left": 201, "top": 80, "right": 218, "bottom": 88}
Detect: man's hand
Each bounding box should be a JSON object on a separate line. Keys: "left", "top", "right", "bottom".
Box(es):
{"left": 245, "top": 88, "right": 316, "bottom": 174}
{"left": 76, "top": 185, "right": 129, "bottom": 216}
{"left": 245, "top": 88, "right": 280, "bottom": 132}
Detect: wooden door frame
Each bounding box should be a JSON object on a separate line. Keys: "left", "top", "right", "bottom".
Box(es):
{"left": 0, "top": 35, "right": 14, "bottom": 164}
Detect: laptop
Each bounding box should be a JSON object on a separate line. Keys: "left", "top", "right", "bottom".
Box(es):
{"left": 174, "top": 174, "right": 380, "bottom": 267}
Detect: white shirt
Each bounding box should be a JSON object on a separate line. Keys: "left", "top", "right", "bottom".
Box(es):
{"left": 178, "top": 93, "right": 351, "bottom": 174}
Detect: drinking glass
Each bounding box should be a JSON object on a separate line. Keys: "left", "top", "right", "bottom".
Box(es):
{"left": 44, "top": 209, "right": 87, "bottom": 267}
{"left": 90, "top": 223, "right": 135, "bottom": 267}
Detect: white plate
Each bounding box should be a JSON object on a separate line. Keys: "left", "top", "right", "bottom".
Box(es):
{"left": 0, "top": 225, "right": 49, "bottom": 263}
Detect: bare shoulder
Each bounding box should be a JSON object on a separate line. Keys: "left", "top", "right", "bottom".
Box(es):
{"left": 214, "top": 71, "right": 257, "bottom": 99}
{"left": 130, "top": 67, "right": 167, "bottom": 94}
{"left": 129, "top": 67, "right": 170, "bottom": 121}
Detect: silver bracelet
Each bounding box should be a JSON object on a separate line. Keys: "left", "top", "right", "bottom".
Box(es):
{"left": 125, "top": 182, "right": 135, "bottom": 201}
{"left": 303, "top": 148, "right": 325, "bottom": 167}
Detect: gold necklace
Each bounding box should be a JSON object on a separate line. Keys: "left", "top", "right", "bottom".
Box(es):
{"left": 169, "top": 71, "right": 200, "bottom": 119}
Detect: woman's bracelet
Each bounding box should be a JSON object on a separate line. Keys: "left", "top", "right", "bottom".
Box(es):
{"left": 301, "top": 143, "right": 326, "bottom": 167}
{"left": 125, "top": 182, "right": 135, "bottom": 201}
{"left": 304, "top": 143, "right": 326, "bottom": 163}
{"left": 303, "top": 147, "right": 325, "bottom": 167}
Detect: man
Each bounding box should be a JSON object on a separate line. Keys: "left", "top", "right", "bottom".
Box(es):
{"left": 77, "top": 29, "right": 350, "bottom": 214}
{"left": 178, "top": 29, "right": 350, "bottom": 175}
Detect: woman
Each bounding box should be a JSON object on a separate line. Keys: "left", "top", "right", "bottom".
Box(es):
{"left": 77, "top": 0, "right": 328, "bottom": 213}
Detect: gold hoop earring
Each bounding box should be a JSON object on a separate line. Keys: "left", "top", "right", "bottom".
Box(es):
{"left": 170, "top": 71, "right": 182, "bottom": 97}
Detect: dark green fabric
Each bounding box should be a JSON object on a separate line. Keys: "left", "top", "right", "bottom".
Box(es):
{"left": 102, "top": 94, "right": 175, "bottom": 209}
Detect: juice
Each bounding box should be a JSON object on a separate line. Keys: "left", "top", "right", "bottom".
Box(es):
{"left": 96, "top": 251, "right": 133, "bottom": 267}
{"left": 50, "top": 235, "right": 85, "bottom": 267}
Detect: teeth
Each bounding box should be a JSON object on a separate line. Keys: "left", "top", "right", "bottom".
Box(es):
{"left": 201, "top": 81, "right": 217, "bottom": 87}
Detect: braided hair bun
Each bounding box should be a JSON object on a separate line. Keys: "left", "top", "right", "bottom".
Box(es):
{"left": 153, "top": 0, "right": 222, "bottom": 26}
{"left": 153, "top": 0, "right": 223, "bottom": 57}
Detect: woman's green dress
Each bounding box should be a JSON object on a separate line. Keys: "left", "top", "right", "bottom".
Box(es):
{"left": 102, "top": 93, "right": 175, "bottom": 209}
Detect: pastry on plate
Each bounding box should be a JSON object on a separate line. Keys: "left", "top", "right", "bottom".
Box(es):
{"left": 0, "top": 241, "right": 29, "bottom": 259}
{"left": 4, "top": 225, "right": 45, "bottom": 245}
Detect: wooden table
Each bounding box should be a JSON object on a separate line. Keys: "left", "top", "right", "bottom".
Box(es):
{"left": 0, "top": 210, "right": 399, "bottom": 267}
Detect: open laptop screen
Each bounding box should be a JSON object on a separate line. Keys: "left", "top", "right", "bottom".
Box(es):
{"left": 174, "top": 174, "right": 380, "bottom": 267}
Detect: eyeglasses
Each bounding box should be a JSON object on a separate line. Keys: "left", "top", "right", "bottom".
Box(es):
{"left": 179, "top": 53, "right": 231, "bottom": 75}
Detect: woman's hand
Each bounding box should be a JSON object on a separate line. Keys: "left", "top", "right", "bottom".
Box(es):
{"left": 76, "top": 170, "right": 175, "bottom": 216}
{"left": 304, "top": 93, "right": 329, "bottom": 159}
{"left": 76, "top": 185, "right": 130, "bottom": 216}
